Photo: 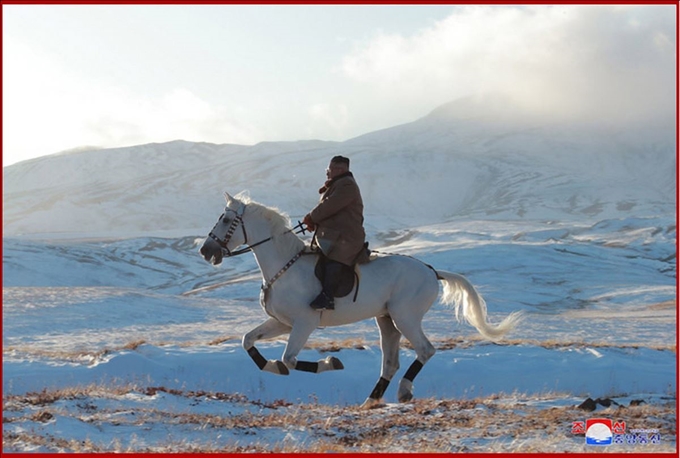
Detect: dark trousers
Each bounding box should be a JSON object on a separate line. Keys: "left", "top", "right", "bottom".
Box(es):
{"left": 310, "top": 257, "right": 349, "bottom": 309}
{"left": 318, "top": 258, "right": 346, "bottom": 300}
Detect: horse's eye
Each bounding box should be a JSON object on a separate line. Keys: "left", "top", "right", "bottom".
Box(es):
{"left": 222, "top": 217, "right": 230, "bottom": 224}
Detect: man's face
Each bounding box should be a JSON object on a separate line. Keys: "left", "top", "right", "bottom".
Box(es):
{"left": 326, "top": 162, "right": 347, "bottom": 179}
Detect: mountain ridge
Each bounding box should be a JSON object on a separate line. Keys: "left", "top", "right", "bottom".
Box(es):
{"left": 3, "top": 96, "right": 675, "bottom": 238}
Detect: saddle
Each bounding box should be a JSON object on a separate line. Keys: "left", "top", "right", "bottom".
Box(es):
{"left": 314, "top": 258, "right": 359, "bottom": 299}
{"left": 313, "top": 242, "right": 371, "bottom": 301}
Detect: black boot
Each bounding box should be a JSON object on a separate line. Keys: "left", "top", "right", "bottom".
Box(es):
{"left": 310, "top": 260, "right": 344, "bottom": 310}
{"left": 310, "top": 291, "right": 334, "bottom": 310}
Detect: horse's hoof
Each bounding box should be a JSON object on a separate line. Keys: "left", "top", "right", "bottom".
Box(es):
{"left": 327, "top": 356, "right": 344, "bottom": 370}
{"left": 397, "top": 379, "right": 413, "bottom": 402}
{"left": 263, "top": 360, "right": 290, "bottom": 375}
{"left": 276, "top": 361, "right": 290, "bottom": 375}
{"left": 398, "top": 392, "right": 413, "bottom": 403}
{"left": 360, "top": 397, "right": 385, "bottom": 410}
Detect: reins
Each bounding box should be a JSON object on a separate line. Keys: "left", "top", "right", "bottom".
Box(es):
{"left": 208, "top": 204, "right": 441, "bottom": 303}
{"left": 208, "top": 206, "right": 313, "bottom": 296}
{"left": 208, "top": 202, "right": 308, "bottom": 258}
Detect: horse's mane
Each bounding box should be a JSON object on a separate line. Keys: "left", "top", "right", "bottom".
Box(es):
{"left": 239, "top": 196, "right": 305, "bottom": 256}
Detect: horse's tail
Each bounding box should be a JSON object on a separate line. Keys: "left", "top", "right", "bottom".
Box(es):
{"left": 437, "top": 270, "right": 523, "bottom": 341}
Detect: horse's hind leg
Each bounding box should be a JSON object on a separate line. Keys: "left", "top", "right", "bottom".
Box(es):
{"left": 362, "top": 315, "right": 402, "bottom": 409}
{"left": 391, "top": 317, "right": 436, "bottom": 403}
{"left": 242, "top": 318, "right": 292, "bottom": 375}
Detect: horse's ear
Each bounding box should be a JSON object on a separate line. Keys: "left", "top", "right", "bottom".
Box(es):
{"left": 224, "top": 192, "right": 233, "bottom": 204}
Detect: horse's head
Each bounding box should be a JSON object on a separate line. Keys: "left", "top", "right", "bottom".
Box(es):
{"left": 200, "top": 193, "right": 248, "bottom": 265}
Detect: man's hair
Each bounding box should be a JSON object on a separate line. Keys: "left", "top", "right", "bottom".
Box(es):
{"left": 331, "top": 155, "right": 350, "bottom": 167}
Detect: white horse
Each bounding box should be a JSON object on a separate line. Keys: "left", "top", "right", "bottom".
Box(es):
{"left": 199, "top": 193, "right": 522, "bottom": 407}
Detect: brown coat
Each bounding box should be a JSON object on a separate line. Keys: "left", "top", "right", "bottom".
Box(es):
{"left": 308, "top": 172, "right": 366, "bottom": 266}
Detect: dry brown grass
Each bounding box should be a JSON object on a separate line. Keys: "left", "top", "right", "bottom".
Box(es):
{"left": 3, "top": 384, "right": 676, "bottom": 453}
{"left": 6, "top": 332, "right": 674, "bottom": 367}
{"left": 313, "top": 336, "right": 677, "bottom": 354}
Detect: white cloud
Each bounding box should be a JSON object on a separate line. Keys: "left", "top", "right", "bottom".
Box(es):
{"left": 307, "top": 103, "right": 349, "bottom": 139}
{"left": 83, "top": 87, "right": 260, "bottom": 148}
{"left": 340, "top": 5, "right": 676, "bottom": 124}
{"left": 3, "top": 42, "right": 260, "bottom": 166}
{"left": 3, "top": 5, "right": 674, "bottom": 166}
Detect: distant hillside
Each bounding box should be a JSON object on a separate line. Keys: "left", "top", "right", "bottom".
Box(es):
{"left": 3, "top": 96, "right": 675, "bottom": 239}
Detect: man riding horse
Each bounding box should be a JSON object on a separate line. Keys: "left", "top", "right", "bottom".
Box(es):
{"left": 303, "top": 155, "right": 369, "bottom": 310}
{"left": 200, "top": 183, "right": 522, "bottom": 405}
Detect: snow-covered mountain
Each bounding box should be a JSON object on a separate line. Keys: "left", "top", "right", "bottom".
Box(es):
{"left": 3, "top": 96, "right": 676, "bottom": 453}
{"left": 3, "top": 95, "right": 675, "bottom": 239}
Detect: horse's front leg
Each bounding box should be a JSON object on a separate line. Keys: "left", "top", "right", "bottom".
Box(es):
{"left": 283, "top": 317, "right": 344, "bottom": 374}
{"left": 242, "top": 318, "right": 292, "bottom": 375}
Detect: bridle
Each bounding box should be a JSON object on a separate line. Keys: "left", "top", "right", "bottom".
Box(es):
{"left": 207, "top": 202, "right": 307, "bottom": 257}
{"left": 207, "top": 203, "right": 251, "bottom": 257}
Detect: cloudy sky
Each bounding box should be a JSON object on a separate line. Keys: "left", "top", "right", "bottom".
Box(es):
{"left": 3, "top": 4, "right": 676, "bottom": 166}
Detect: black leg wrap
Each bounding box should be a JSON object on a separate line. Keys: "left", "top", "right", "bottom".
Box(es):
{"left": 295, "top": 360, "right": 319, "bottom": 373}
{"left": 404, "top": 360, "right": 424, "bottom": 382}
{"left": 247, "top": 347, "right": 267, "bottom": 370}
{"left": 369, "top": 377, "right": 391, "bottom": 400}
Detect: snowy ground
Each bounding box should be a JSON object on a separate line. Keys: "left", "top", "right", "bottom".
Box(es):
{"left": 3, "top": 214, "right": 676, "bottom": 452}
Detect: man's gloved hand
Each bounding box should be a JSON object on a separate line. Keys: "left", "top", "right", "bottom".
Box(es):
{"left": 303, "top": 214, "right": 316, "bottom": 232}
